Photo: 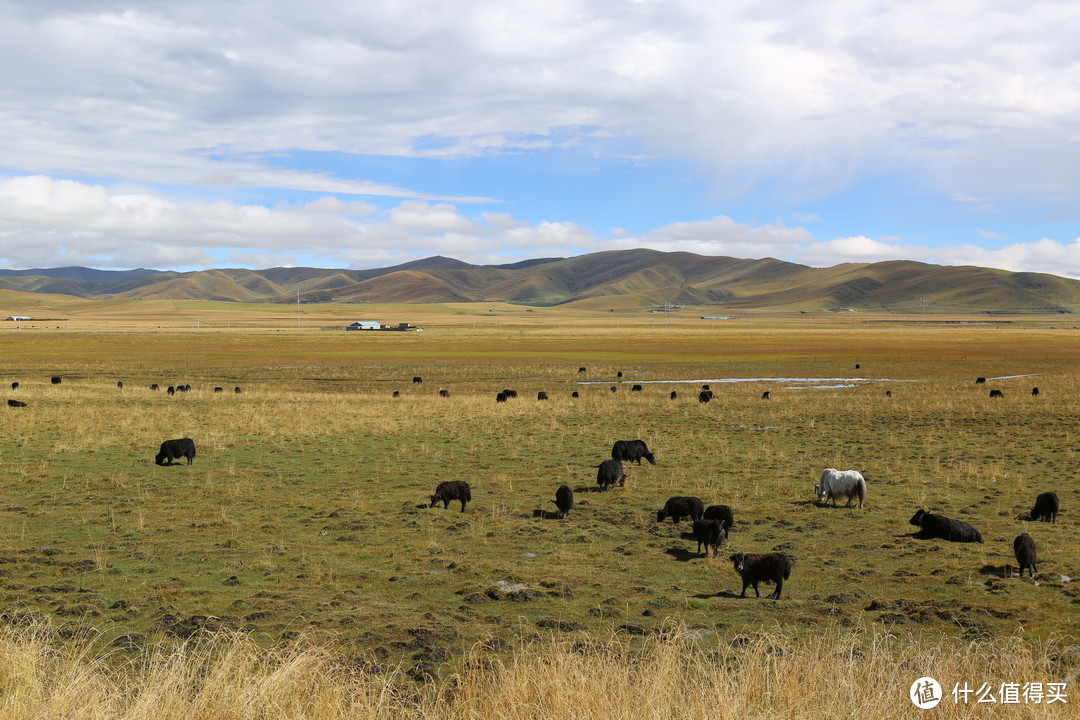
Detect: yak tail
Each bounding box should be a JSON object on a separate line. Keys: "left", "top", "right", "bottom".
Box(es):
{"left": 855, "top": 478, "right": 866, "bottom": 505}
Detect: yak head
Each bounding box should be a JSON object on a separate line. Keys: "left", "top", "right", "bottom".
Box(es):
{"left": 656, "top": 509, "right": 667, "bottom": 523}
{"left": 643, "top": 450, "right": 656, "bottom": 465}
{"left": 730, "top": 552, "right": 748, "bottom": 574}
{"left": 909, "top": 509, "right": 928, "bottom": 527}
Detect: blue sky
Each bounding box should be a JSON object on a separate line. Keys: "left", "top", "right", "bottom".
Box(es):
{"left": 0, "top": 1, "right": 1078, "bottom": 277}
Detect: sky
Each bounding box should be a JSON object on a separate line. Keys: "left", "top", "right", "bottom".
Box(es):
{"left": 0, "top": 1, "right": 1078, "bottom": 277}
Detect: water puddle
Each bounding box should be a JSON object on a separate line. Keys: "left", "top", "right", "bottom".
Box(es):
{"left": 490, "top": 580, "right": 530, "bottom": 592}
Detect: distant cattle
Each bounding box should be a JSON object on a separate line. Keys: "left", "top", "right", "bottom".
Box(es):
{"left": 1013, "top": 533, "right": 1037, "bottom": 578}
{"left": 814, "top": 469, "right": 867, "bottom": 508}
{"left": 855, "top": 364, "right": 860, "bottom": 369}
{"left": 234, "top": 387, "right": 242, "bottom": 394}
{"left": 214, "top": 387, "right": 224, "bottom": 393}
{"left": 1030, "top": 492, "right": 1059, "bottom": 523}
{"left": 731, "top": 552, "right": 791, "bottom": 599}
{"left": 430, "top": 480, "right": 471, "bottom": 512}
{"left": 908, "top": 509, "right": 983, "bottom": 543}
{"left": 885, "top": 390, "right": 892, "bottom": 397}
{"left": 1031, "top": 387, "right": 1040, "bottom": 396}
{"left": 149, "top": 383, "right": 159, "bottom": 391}
{"left": 7, "top": 399, "right": 27, "bottom": 408}
{"left": 117, "top": 381, "right": 124, "bottom": 389}
{"left": 610, "top": 386, "right": 617, "bottom": 393}
{"left": 537, "top": 391, "right": 549, "bottom": 400}
{"left": 611, "top": 439, "right": 655, "bottom": 465}
{"left": 439, "top": 389, "right": 450, "bottom": 398}
{"left": 761, "top": 391, "right": 771, "bottom": 400}
{"left": 155, "top": 438, "right": 196, "bottom": 466}
{"left": 578, "top": 367, "right": 587, "bottom": 373}
{"left": 698, "top": 390, "right": 713, "bottom": 403}
{"left": 413, "top": 376, "right": 423, "bottom": 384}
{"left": 181, "top": 384, "right": 192, "bottom": 392}
{"left": 975, "top": 377, "right": 986, "bottom": 384}
{"left": 553, "top": 485, "right": 574, "bottom": 517}
{"left": 50, "top": 376, "right": 61, "bottom": 385}
{"left": 571, "top": 391, "right": 579, "bottom": 398}
{"left": 670, "top": 390, "right": 677, "bottom": 400}
{"left": 989, "top": 389, "right": 1004, "bottom": 398}
{"left": 617, "top": 372, "right": 623, "bottom": 378}
{"left": 631, "top": 384, "right": 643, "bottom": 392}
{"left": 496, "top": 392, "right": 508, "bottom": 403}
{"left": 596, "top": 459, "right": 626, "bottom": 491}
{"left": 392, "top": 391, "right": 400, "bottom": 398}
{"left": 656, "top": 496, "right": 704, "bottom": 524}
{"left": 692, "top": 519, "right": 722, "bottom": 557}
{"left": 501, "top": 389, "right": 518, "bottom": 398}
{"left": 10, "top": 382, "right": 18, "bottom": 390}
{"left": 703, "top": 505, "right": 734, "bottom": 539}
{"left": 167, "top": 386, "right": 175, "bottom": 396}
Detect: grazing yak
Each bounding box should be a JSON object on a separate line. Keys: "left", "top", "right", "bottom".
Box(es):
{"left": 657, "top": 496, "right": 704, "bottom": 524}
{"left": 731, "top": 552, "right": 792, "bottom": 599}
{"left": 1031, "top": 387, "right": 1039, "bottom": 396}
{"left": 578, "top": 367, "right": 587, "bottom": 373}
{"left": 234, "top": 387, "right": 242, "bottom": 394}
{"left": 10, "top": 381, "right": 18, "bottom": 390}
{"left": 693, "top": 518, "right": 722, "bottom": 557}
{"left": 761, "top": 391, "right": 771, "bottom": 400}
{"left": 438, "top": 389, "right": 450, "bottom": 398}
{"left": 155, "top": 438, "right": 196, "bottom": 466}
{"left": 611, "top": 439, "right": 656, "bottom": 466}
{"left": 617, "top": 371, "right": 623, "bottom": 378}
{"left": 496, "top": 392, "right": 508, "bottom": 403}
{"left": 610, "top": 386, "right": 617, "bottom": 393}
{"left": 1013, "top": 533, "right": 1037, "bottom": 578}
{"left": 537, "top": 391, "right": 549, "bottom": 400}
{"left": 167, "top": 386, "right": 176, "bottom": 396}
{"left": 571, "top": 391, "right": 580, "bottom": 398}
{"left": 392, "top": 390, "right": 400, "bottom": 398}
{"left": 885, "top": 390, "right": 892, "bottom": 397}
{"left": 703, "top": 505, "right": 734, "bottom": 539}
{"left": 117, "top": 381, "right": 124, "bottom": 389}
{"left": 670, "top": 390, "right": 678, "bottom": 400}
{"left": 975, "top": 377, "right": 986, "bottom": 384}
{"left": 8, "top": 399, "right": 27, "bottom": 408}
{"left": 698, "top": 390, "right": 713, "bottom": 403}
{"left": 814, "top": 469, "right": 867, "bottom": 508}
{"left": 430, "top": 480, "right": 471, "bottom": 512}
{"left": 989, "top": 389, "right": 1004, "bottom": 398}
{"left": 501, "top": 389, "right": 518, "bottom": 398}
{"left": 214, "top": 387, "right": 224, "bottom": 393}
{"left": 596, "top": 459, "right": 626, "bottom": 491}
{"left": 412, "top": 376, "right": 423, "bottom": 384}
{"left": 553, "top": 485, "right": 574, "bottom": 517}
{"left": 51, "top": 376, "right": 61, "bottom": 385}
{"left": 1030, "top": 492, "right": 1059, "bottom": 523}
{"left": 908, "top": 509, "right": 983, "bottom": 543}
{"left": 631, "top": 384, "right": 643, "bottom": 392}
{"left": 149, "top": 383, "right": 159, "bottom": 391}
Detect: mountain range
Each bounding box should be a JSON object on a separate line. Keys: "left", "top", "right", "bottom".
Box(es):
{"left": 1, "top": 250, "right": 1078, "bottom": 312}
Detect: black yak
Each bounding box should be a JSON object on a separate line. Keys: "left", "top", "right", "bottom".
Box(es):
{"left": 611, "top": 439, "right": 655, "bottom": 466}
{"left": 167, "top": 386, "right": 175, "bottom": 396}
{"left": 631, "top": 384, "right": 643, "bottom": 392}
{"left": 1013, "top": 533, "right": 1037, "bottom": 578}
{"left": 413, "top": 376, "right": 423, "bottom": 384}
{"left": 693, "top": 518, "right": 722, "bottom": 557}
{"left": 234, "top": 386, "right": 242, "bottom": 394}
{"left": 553, "top": 485, "right": 574, "bottom": 517}
{"left": 7, "top": 399, "right": 27, "bottom": 407}
{"left": 392, "top": 390, "right": 400, "bottom": 398}
{"left": 596, "top": 459, "right": 626, "bottom": 491}
{"left": 703, "top": 504, "right": 734, "bottom": 539}
{"left": 908, "top": 509, "right": 983, "bottom": 543}
{"left": 496, "top": 392, "right": 508, "bottom": 403}
{"left": 657, "top": 496, "right": 704, "bottom": 524}
{"left": 761, "top": 391, "right": 771, "bottom": 400}
{"left": 1030, "top": 492, "right": 1059, "bottom": 523}
{"left": 501, "top": 389, "right": 518, "bottom": 398}
{"left": 975, "top": 377, "right": 986, "bottom": 384}
{"left": 730, "top": 552, "right": 792, "bottom": 599}
{"left": 537, "top": 391, "right": 549, "bottom": 400}
{"left": 155, "top": 438, "right": 196, "bottom": 466}
{"left": 214, "top": 386, "right": 224, "bottom": 393}
{"left": 51, "top": 376, "right": 61, "bottom": 385}
{"left": 571, "top": 391, "right": 580, "bottom": 398}
{"left": 430, "top": 480, "right": 471, "bottom": 512}
{"left": 1031, "top": 387, "right": 1040, "bottom": 396}
{"left": 610, "top": 386, "right": 617, "bottom": 393}
{"left": 117, "top": 381, "right": 124, "bottom": 389}
{"left": 578, "top": 367, "right": 587, "bottom": 373}
{"left": 989, "top": 389, "right": 1004, "bottom": 398}
{"left": 10, "top": 381, "right": 18, "bottom": 390}
{"left": 698, "top": 390, "right": 713, "bottom": 403}
{"left": 439, "top": 389, "right": 450, "bottom": 398}
{"left": 670, "top": 390, "right": 677, "bottom": 400}
{"left": 149, "top": 383, "right": 159, "bottom": 390}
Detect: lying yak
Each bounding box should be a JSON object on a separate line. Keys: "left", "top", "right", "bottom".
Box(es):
{"left": 611, "top": 439, "right": 656, "bottom": 465}
{"left": 596, "top": 459, "right": 626, "bottom": 491}
{"left": 155, "top": 438, "right": 196, "bottom": 466}
{"left": 430, "top": 480, "right": 471, "bottom": 512}
{"left": 703, "top": 504, "right": 734, "bottom": 539}
{"left": 1013, "top": 533, "right": 1037, "bottom": 578}
{"left": 908, "top": 509, "right": 983, "bottom": 543}
{"left": 657, "top": 496, "right": 704, "bottom": 524}
{"left": 814, "top": 469, "right": 867, "bottom": 508}
{"left": 731, "top": 552, "right": 792, "bottom": 600}
{"left": 693, "top": 518, "right": 722, "bottom": 557}
{"left": 1030, "top": 492, "right": 1059, "bottom": 523}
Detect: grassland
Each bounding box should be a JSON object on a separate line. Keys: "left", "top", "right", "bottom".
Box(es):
{"left": 0, "top": 308, "right": 1078, "bottom": 714}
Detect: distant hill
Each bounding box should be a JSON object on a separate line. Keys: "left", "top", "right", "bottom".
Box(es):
{"left": 1, "top": 251, "right": 1078, "bottom": 312}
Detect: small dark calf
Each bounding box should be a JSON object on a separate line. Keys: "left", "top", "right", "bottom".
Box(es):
{"left": 553, "top": 484, "right": 574, "bottom": 517}
{"left": 438, "top": 389, "right": 450, "bottom": 398}
{"left": 698, "top": 390, "right": 713, "bottom": 403}
{"left": 989, "top": 389, "right": 1004, "bottom": 398}
{"left": 693, "top": 518, "right": 722, "bottom": 557}
{"left": 430, "top": 480, "right": 471, "bottom": 512}
{"left": 657, "top": 496, "right": 704, "bottom": 524}
{"left": 596, "top": 459, "right": 626, "bottom": 491}
{"left": 51, "top": 376, "right": 61, "bottom": 385}
{"left": 412, "top": 376, "right": 423, "bottom": 384}
{"left": 703, "top": 504, "right": 734, "bottom": 539}
{"left": 1030, "top": 492, "right": 1059, "bottom": 523}
{"left": 155, "top": 438, "right": 196, "bottom": 466}
{"left": 908, "top": 509, "right": 983, "bottom": 543}
{"left": 611, "top": 439, "right": 655, "bottom": 465}
{"left": 537, "top": 391, "right": 549, "bottom": 400}
{"left": 1013, "top": 533, "right": 1037, "bottom": 578}
{"left": 731, "top": 552, "right": 791, "bottom": 599}
{"left": 8, "top": 399, "right": 27, "bottom": 407}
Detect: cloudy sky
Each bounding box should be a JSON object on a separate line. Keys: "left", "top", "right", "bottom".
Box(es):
{"left": 1, "top": 1, "right": 1078, "bottom": 276}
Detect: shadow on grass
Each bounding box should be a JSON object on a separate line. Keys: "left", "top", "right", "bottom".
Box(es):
{"left": 663, "top": 547, "right": 704, "bottom": 562}
{"left": 691, "top": 589, "right": 743, "bottom": 599}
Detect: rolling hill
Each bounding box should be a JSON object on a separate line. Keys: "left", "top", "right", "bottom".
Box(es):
{"left": 1, "top": 250, "right": 1078, "bottom": 312}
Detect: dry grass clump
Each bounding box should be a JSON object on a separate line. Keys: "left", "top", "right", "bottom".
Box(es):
{"left": 0, "top": 623, "right": 1073, "bottom": 719}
